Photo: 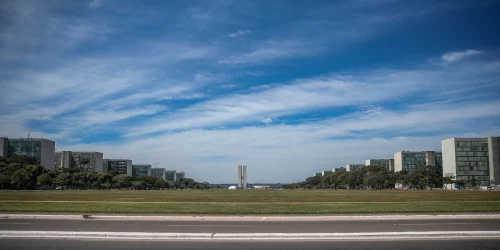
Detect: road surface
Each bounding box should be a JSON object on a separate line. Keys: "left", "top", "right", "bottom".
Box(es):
{"left": 1, "top": 218, "right": 499, "bottom": 233}
{"left": 1, "top": 238, "right": 500, "bottom": 250}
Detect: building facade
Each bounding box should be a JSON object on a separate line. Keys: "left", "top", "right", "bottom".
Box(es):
{"left": 176, "top": 171, "right": 185, "bottom": 182}
{"left": 237, "top": 165, "right": 247, "bottom": 189}
{"left": 346, "top": 164, "right": 364, "bottom": 172}
{"left": 165, "top": 170, "right": 176, "bottom": 182}
{"left": 54, "top": 151, "right": 103, "bottom": 172}
{"left": 365, "top": 159, "right": 394, "bottom": 171}
{"left": 313, "top": 172, "right": 322, "bottom": 177}
{"left": 0, "top": 137, "right": 55, "bottom": 169}
{"left": 332, "top": 167, "right": 346, "bottom": 172}
{"left": 151, "top": 168, "right": 166, "bottom": 180}
{"left": 442, "top": 137, "right": 500, "bottom": 187}
{"left": 132, "top": 164, "right": 152, "bottom": 177}
{"left": 322, "top": 170, "right": 332, "bottom": 176}
{"left": 102, "top": 159, "right": 132, "bottom": 176}
{"left": 394, "top": 151, "right": 442, "bottom": 172}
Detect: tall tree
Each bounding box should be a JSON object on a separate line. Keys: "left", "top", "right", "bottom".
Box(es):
{"left": 11, "top": 169, "right": 29, "bottom": 190}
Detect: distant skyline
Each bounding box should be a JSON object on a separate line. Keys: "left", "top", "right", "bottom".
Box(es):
{"left": 1, "top": 0, "right": 500, "bottom": 183}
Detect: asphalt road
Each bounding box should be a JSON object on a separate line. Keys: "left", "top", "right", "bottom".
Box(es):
{"left": 1, "top": 218, "right": 499, "bottom": 233}
{"left": 1, "top": 238, "right": 500, "bottom": 250}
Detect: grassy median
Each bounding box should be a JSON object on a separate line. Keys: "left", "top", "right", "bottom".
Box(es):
{"left": 0, "top": 190, "right": 499, "bottom": 214}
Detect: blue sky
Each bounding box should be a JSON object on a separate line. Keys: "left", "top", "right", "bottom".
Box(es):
{"left": 1, "top": 0, "right": 500, "bottom": 183}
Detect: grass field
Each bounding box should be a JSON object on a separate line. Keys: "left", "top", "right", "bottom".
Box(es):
{"left": 0, "top": 190, "right": 499, "bottom": 214}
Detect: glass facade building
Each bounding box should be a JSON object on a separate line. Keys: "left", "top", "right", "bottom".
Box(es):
{"left": 346, "top": 164, "right": 364, "bottom": 171}
{"left": 54, "top": 151, "right": 103, "bottom": 172}
{"left": 442, "top": 138, "right": 499, "bottom": 187}
{"left": 394, "top": 151, "right": 442, "bottom": 172}
{"left": 165, "top": 170, "right": 176, "bottom": 182}
{"left": 0, "top": 138, "right": 55, "bottom": 169}
{"left": 152, "top": 168, "right": 166, "bottom": 180}
{"left": 103, "top": 159, "right": 132, "bottom": 176}
{"left": 176, "top": 171, "right": 185, "bottom": 181}
{"left": 132, "top": 164, "right": 152, "bottom": 177}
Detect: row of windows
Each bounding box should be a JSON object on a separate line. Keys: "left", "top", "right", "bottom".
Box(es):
{"left": 456, "top": 171, "right": 489, "bottom": 176}
{"left": 457, "top": 161, "right": 488, "bottom": 166}
{"left": 456, "top": 157, "right": 489, "bottom": 162}
{"left": 456, "top": 176, "right": 490, "bottom": 181}
{"left": 456, "top": 141, "right": 487, "bottom": 147}
{"left": 456, "top": 147, "right": 488, "bottom": 152}
{"left": 457, "top": 166, "right": 489, "bottom": 171}
{"left": 456, "top": 152, "right": 489, "bottom": 157}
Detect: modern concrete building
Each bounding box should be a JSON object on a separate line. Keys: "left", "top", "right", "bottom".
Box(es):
{"left": 313, "top": 172, "right": 322, "bottom": 177}
{"left": 0, "top": 137, "right": 55, "bottom": 169}
{"left": 54, "top": 151, "right": 103, "bottom": 172}
{"left": 176, "top": 171, "right": 185, "bottom": 181}
{"left": 238, "top": 165, "right": 248, "bottom": 189}
{"left": 165, "top": 170, "right": 176, "bottom": 182}
{"left": 332, "top": 167, "right": 347, "bottom": 172}
{"left": 322, "top": 170, "right": 332, "bottom": 176}
{"left": 345, "top": 164, "right": 364, "bottom": 172}
{"left": 365, "top": 159, "right": 394, "bottom": 171}
{"left": 151, "top": 168, "right": 166, "bottom": 181}
{"left": 394, "top": 151, "right": 442, "bottom": 172}
{"left": 102, "top": 159, "right": 132, "bottom": 176}
{"left": 442, "top": 137, "right": 500, "bottom": 187}
{"left": 132, "top": 164, "right": 152, "bottom": 177}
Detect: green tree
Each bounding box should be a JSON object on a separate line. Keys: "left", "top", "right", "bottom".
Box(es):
{"left": 11, "top": 169, "right": 29, "bottom": 190}
{"left": 112, "top": 174, "right": 132, "bottom": 189}
{"left": 37, "top": 173, "right": 52, "bottom": 190}
{"left": 0, "top": 174, "right": 11, "bottom": 189}
{"left": 72, "top": 172, "right": 87, "bottom": 189}
{"left": 54, "top": 173, "right": 71, "bottom": 190}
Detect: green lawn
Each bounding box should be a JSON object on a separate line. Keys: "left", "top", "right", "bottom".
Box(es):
{"left": 0, "top": 190, "right": 499, "bottom": 214}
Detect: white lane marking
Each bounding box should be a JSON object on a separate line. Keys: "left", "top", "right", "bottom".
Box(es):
{"left": 166, "top": 225, "right": 253, "bottom": 227}
{"left": 0, "top": 222, "right": 31, "bottom": 225}
{"left": 396, "top": 223, "right": 481, "bottom": 226}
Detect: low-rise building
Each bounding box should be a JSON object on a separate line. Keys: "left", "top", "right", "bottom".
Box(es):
{"left": 442, "top": 137, "right": 500, "bottom": 187}
{"left": 0, "top": 137, "right": 55, "bottom": 169}
{"left": 313, "top": 172, "right": 322, "bottom": 177}
{"left": 54, "top": 151, "right": 103, "bottom": 172}
{"left": 102, "top": 159, "right": 132, "bottom": 176}
{"left": 345, "top": 164, "right": 364, "bottom": 172}
{"left": 132, "top": 164, "right": 152, "bottom": 177}
{"left": 322, "top": 170, "right": 332, "bottom": 176}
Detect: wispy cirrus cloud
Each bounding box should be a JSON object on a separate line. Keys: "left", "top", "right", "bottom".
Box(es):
{"left": 228, "top": 29, "right": 251, "bottom": 38}
{"left": 441, "top": 49, "right": 482, "bottom": 63}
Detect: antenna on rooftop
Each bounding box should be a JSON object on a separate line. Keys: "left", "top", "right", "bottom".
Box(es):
{"left": 25, "top": 130, "right": 35, "bottom": 139}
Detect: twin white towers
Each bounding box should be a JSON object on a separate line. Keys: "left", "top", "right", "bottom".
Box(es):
{"left": 237, "top": 165, "right": 248, "bottom": 190}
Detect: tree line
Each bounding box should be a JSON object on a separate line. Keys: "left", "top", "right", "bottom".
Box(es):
{"left": 0, "top": 156, "right": 209, "bottom": 190}
{"left": 283, "top": 165, "right": 478, "bottom": 190}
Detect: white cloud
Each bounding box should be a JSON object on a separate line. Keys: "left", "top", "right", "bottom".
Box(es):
{"left": 261, "top": 118, "right": 273, "bottom": 124}
{"left": 228, "top": 29, "right": 251, "bottom": 38}
{"left": 441, "top": 49, "right": 482, "bottom": 63}
{"left": 89, "top": 0, "right": 102, "bottom": 8}
{"left": 60, "top": 100, "right": 500, "bottom": 182}
{"left": 127, "top": 58, "right": 500, "bottom": 137}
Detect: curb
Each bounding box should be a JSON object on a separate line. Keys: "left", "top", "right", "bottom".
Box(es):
{"left": 2, "top": 214, "right": 500, "bottom": 221}
{"left": 1, "top": 231, "right": 499, "bottom": 240}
